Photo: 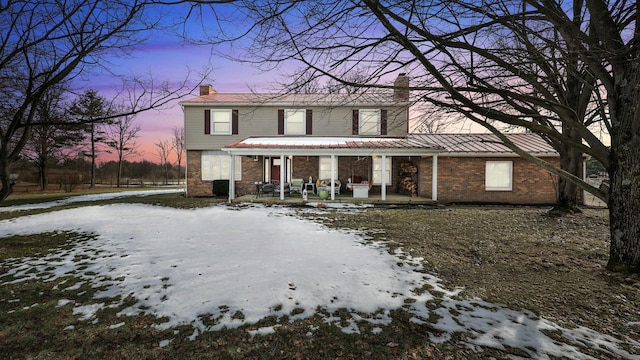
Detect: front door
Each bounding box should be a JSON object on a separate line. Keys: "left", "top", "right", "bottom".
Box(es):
{"left": 271, "top": 158, "right": 281, "bottom": 182}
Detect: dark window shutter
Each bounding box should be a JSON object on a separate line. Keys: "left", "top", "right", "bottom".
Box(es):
{"left": 381, "top": 109, "right": 388, "bottom": 135}
{"left": 232, "top": 109, "right": 239, "bottom": 135}
{"left": 204, "top": 109, "right": 211, "bottom": 134}
{"left": 352, "top": 109, "right": 359, "bottom": 135}
{"left": 278, "top": 109, "right": 284, "bottom": 135}
{"left": 306, "top": 109, "right": 313, "bottom": 135}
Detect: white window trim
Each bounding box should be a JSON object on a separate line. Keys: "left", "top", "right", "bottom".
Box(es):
{"left": 372, "top": 157, "right": 392, "bottom": 185}
{"left": 285, "top": 109, "right": 306, "bottom": 135}
{"left": 201, "top": 151, "right": 242, "bottom": 180}
{"left": 359, "top": 109, "right": 381, "bottom": 135}
{"left": 318, "top": 156, "right": 338, "bottom": 180}
{"left": 485, "top": 161, "right": 513, "bottom": 191}
{"left": 210, "top": 109, "right": 232, "bottom": 135}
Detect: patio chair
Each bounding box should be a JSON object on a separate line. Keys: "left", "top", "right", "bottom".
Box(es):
{"left": 272, "top": 181, "right": 291, "bottom": 197}
{"left": 290, "top": 179, "right": 304, "bottom": 194}
{"left": 261, "top": 183, "right": 274, "bottom": 196}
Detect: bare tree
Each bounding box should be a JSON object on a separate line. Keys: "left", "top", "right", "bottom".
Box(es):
{"left": 190, "top": 1, "right": 640, "bottom": 272}
{"left": 155, "top": 139, "right": 173, "bottom": 185}
{"left": 0, "top": 0, "right": 213, "bottom": 200}
{"left": 172, "top": 127, "right": 185, "bottom": 184}
{"left": 104, "top": 110, "right": 142, "bottom": 187}
{"left": 69, "top": 90, "right": 110, "bottom": 188}
{"left": 23, "top": 86, "right": 84, "bottom": 190}
{"left": 326, "top": 70, "right": 377, "bottom": 94}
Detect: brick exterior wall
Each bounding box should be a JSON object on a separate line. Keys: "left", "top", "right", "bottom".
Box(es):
{"left": 186, "top": 150, "right": 209, "bottom": 197}
{"left": 187, "top": 151, "right": 560, "bottom": 204}
{"left": 187, "top": 150, "right": 266, "bottom": 197}
{"left": 417, "top": 156, "right": 560, "bottom": 204}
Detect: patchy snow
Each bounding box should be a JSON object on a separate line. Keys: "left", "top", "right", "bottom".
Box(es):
{"left": 0, "top": 188, "right": 183, "bottom": 213}
{"left": 109, "top": 322, "right": 126, "bottom": 330}
{"left": 248, "top": 326, "right": 280, "bottom": 336}
{"left": 1, "top": 200, "right": 639, "bottom": 358}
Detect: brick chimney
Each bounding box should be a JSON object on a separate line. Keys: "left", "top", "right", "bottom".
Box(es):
{"left": 393, "top": 73, "right": 409, "bottom": 102}
{"left": 199, "top": 84, "right": 216, "bottom": 96}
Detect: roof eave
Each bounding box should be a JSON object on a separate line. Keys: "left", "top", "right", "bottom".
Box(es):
{"left": 438, "top": 151, "right": 559, "bottom": 157}
{"left": 222, "top": 147, "right": 442, "bottom": 157}
{"left": 179, "top": 101, "right": 409, "bottom": 107}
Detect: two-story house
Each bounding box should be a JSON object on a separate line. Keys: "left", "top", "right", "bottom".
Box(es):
{"left": 181, "top": 74, "right": 563, "bottom": 204}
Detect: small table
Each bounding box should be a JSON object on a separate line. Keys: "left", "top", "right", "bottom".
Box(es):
{"left": 303, "top": 183, "right": 315, "bottom": 194}
{"left": 351, "top": 183, "right": 370, "bottom": 198}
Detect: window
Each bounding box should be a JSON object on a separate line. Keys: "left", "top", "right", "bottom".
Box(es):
{"left": 210, "top": 109, "right": 232, "bottom": 135}
{"left": 201, "top": 151, "right": 242, "bottom": 180}
{"left": 318, "top": 156, "right": 338, "bottom": 180}
{"left": 285, "top": 109, "right": 306, "bottom": 135}
{"left": 359, "top": 109, "right": 381, "bottom": 135}
{"left": 485, "top": 161, "right": 513, "bottom": 191}
{"left": 372, "top": 157, "right": 392, "bottom": 185}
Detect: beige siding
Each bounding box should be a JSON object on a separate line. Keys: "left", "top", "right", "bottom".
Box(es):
{"left": 184, "top": 104, "right": 408, "bottom": 150}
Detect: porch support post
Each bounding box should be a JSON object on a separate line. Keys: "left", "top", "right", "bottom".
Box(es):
{"left": 381, "top": 155, "right": 387, "bottom": 201}
{"left": 432, "top": 154, "right": 438, "bottom": 201}
{"left": 280, "top": 154, "right": 286, "bottom": 200}
{"left": 228, "top": 154, "right": 236, "bottom": 202}
{"left": 330, "top": 155, "right": 336, "bottom": 200}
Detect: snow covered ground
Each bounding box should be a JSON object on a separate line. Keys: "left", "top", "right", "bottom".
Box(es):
{"left": 0, "top": 191, "right": 638, "bottom": 358}
{"left": 0, "top": 188, "right": 184, "bottom": 212}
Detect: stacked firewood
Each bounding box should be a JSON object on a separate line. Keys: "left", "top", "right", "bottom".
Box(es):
{"left": 398, "top": 162, "right": 418, "bottom": 197}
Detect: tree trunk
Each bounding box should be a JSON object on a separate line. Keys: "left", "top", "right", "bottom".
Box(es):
{"left": 90, "top": 124, "right": 96, "bottom": 188}
{"left": 39, "top": 161, "right": 49, "bottom": 191}
{"left": 607, "top": 141, "right": 640, "bottom": 272}
{"left": 0, "top": 148, "right": 15, "bottom": 201}
{"left": 177, "top": 159, "right": 181, "bottom": 185}
{"left": 553, "top": 143, "right": 583, "bottom": 214}
{"left": 117, "top": 158, "right": 122, "bottom": 188}
{"left": 606, "top": 60, "right": 640, "bottom": 273}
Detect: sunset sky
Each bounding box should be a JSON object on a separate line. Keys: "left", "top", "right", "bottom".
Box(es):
{"left": 73, "top": 2, "right": 482, "bottom": 165}
{"left": 73, "top": 3, "right": 280, "bottom": 164}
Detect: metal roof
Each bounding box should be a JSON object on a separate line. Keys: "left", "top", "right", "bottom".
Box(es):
{"left": 408, "top": 133, "right": 558, "bottom": 156}
{"left": 180, "top": 92, "right": 405, "bottom": 107}
{"left": 221, "top": 133, "right": 558, "bottom": 157}
{"left": 222, "top": 136, "right": 443, "bottom": 156}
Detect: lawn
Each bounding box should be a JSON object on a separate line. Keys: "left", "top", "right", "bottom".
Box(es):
{"left": 0, "top": 191, "right": 638, "bottom": 359}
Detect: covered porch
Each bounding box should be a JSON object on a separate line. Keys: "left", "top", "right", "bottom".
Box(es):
{"left": 233, "top": 191, "right": 438, "bottom": 206}
{"left": 222, "top": 136, "right": 443, "bottom": 202}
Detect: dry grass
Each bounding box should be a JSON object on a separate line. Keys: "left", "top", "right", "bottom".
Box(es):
{"left": 313, "top": 206, "right": 639, "bottom": 341}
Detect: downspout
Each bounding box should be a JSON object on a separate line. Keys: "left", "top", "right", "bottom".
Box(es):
{"left": 582, "top": 155, "right": 587, "bottom": 206}
{"left": 432, "top": 154, "right": 438, "bottom": 201}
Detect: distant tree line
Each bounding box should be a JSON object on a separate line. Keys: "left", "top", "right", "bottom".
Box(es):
{"left": 11, "top": 157, "right": 184, "bottom": 193}
{"left": 7, "top": 86, "right": 185, "bottom": 193}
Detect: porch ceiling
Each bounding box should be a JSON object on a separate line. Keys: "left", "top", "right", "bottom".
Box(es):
{"left": 221, "top": 136, "right": 444, "bottom": 157}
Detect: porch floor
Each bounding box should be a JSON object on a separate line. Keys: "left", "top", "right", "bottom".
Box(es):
{"left": 234, "top": 191, "right": 437, "bottom": 206}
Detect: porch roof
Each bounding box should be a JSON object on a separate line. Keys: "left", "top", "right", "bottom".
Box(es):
{"left": 222, "top": 136, "right": 444, "bottom": 156}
